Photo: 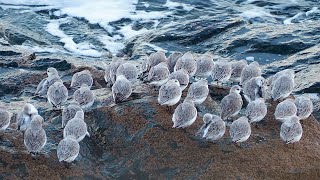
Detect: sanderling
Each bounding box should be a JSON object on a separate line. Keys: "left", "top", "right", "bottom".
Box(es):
{"left": 148, "top": 62, "right": 170, "bottom": 87}
{"left": 268, "top": 69, "right": 294, "bottom": 88}
{"left": 168, "top": 52, "right": 183, "bottom": 73}
{"left": 112, "top": 75, "right": 132, "bottom": 103}
{"left": 194, "top": 54, "right": 214, "bottom": 79}
{"left": 294, "top": 95, "right": 313, "bottom": 120}
{"left": 274, "top": 98, "right": 297, "bottom": 122}
{"left": 147, "top": 51, "right": 167, "bottom": 71}
{"left": 35, "top": 67, "right": 62, "bottom": 96}
{"left": 230, "top": 116, "right": 251, "bottom": 143}
{"left": 197, "top": 113, "right": 225, "bottom": 141}
{"left": 0, "top": 109, "right": 10, "bottom": 131}
{"left": 211, "top": 59, "right": 232, "bottom": 85}
{"left": 116, "top": 62, "right": 139, "bottom": 83}
{"left": 243, "top": 76, "right": 267, "bottom": 103}
{"left": 158, "top": 79, "right": 182, "bottom": 108}
{"left": 73, "top": 84, "right": 95, "bottom": 109}
{"left": 240, "top": 62, "right": 261, "bottom": 86}
{"left": 71, "top": 70, "right": 93, "bottom": 89}
{"left": 174, "top": 52, "right": 197, "bottom": 77}
{"left": 24, "top": 115, "right": 47, "bottom": 156}
{"left": 230, "top": 60, "right": 248, "bottom": 83}
{"left": 220, "top": 85, "right": 243, "bottom": 120}
{"left": 168, "top": 69, "right": 189, "bottom": 91}
{"left": 172, "top": 97, "right": 197, "bottom": 128}
{"left": 63, "top": 111, "right": 90, "bottom": 142}
{"left": 62, "top": 101, "right": 83, "bottom": 128}
{"left": 245, "top": 98, "right": 267, "bottom": 124}
{"left": 109, "top": 60, "right": 125, "bottom": 84}
{"left": 186, "top": 79, "right": 209, "bottom": 105}
{"left": 57, "top": 136, "right": 80, "bottom": 163}
{"left": 47, "top": 81, "right": 68, "bottom": 109}
{"left": 271, "top": 74, "right": 294, "bottom": 101}
{"left": 17, "top": 103, "right": 38, "bottom": 131}
{"left": 280, "top": 116, "right": 303, "bottom": 144}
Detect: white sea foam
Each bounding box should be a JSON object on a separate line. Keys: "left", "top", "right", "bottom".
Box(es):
{"left": 283, "top": 12, "right": 304, "bottom": 24}
{"left": 240, "top": 7, "right": 274, "bottom": 19}
{"left": 164, "top": 0, "right": 193, "bottom": 11}
{"left": 46, "top": 19, "right": 102, "bottom": 57}
{"left": 306, "top": 7, "right": 319, "bottom": 17}
{"left": 0, "top": 0, "right": 170, "bottom": 56}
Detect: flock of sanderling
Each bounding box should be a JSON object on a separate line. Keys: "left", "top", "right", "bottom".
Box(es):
{"left": 0, "top": 51, "right": 315, "bottom": 163}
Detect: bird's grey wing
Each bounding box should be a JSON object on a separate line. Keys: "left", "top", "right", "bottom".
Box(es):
{"left": 35, "top": 79, "right": 47, "bottom": 95}
{"left": 221, "top": 95, "right": 240, "bottom": 118}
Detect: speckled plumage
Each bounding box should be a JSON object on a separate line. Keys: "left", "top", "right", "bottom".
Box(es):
{"left": 0, "top": 109, "right": 10, "bottom": 131}
{"left": 148, "top": 62, "right": 170, "bottom": 86}
{"left": 73, "top": 84, "right": 95, "bottom": 109}
{"left": 174, "top": 52, "right": 197, "bottom": 76}
{"left": 271, "top": 74, "right": 294, "bottom": 101}
{"left": 230, "top": 117, "right": 251, "bottom": 143}
{"left": 71, "top": 70, "right": 93, "bottom": 88}
{"left": 110, "top": 60, "right": 124, "bottom": 84}
{"left": 197, "top": 114, "right": 225, "bottom": 141}
{"left": 195, "top": 54, "right": 214, "bottom": 79}
{"left": 245, "top": 98, "right": 267, "bottom": 124}
{"left": 274, "top": 99, "right": 297, "bottom": 122}
{"left": 243, "top": 76, "right": 267, "bottom": 103}
{"left": 280, "top": 116, "right": 303, "bottom": 144}
{"left": 47, "top": 82, "right": 68, "bottom": 108}
{"left": 158, "top": 79, "right": 182, "bottom": 106}
{"left": 186, "top": 79, "right": 209, "bottom": 105}
{"left": 17, "top": 103, "right": 38, "bottom": 131}
{"left": 230, "top": 60, "right": 248, "bottom": 82}
{"left": 211, "top": 59, "right": 232, "bottom": 83}
{"left": 24, "top": 115, "right": 47, "bottom": 154}
{"left": 63, "top": 111, "right": 89, "bottom": 142}
{"left": 147, "top": 51, "right": 167, "bottom": 72}
{"left": 220, "top": 85, "right": 243, "bottom": 120}
{"left": 57, "top": 136, "right": 80, "bottom": 163}
{"left": 172, "top": 98, "right": 197, "bottom": 128}
{"left": 35, "top": 67, "right": 62, "bottom": 96}
{"left": 62, "top": 102, "right": 83, "bottom": 128}
{"left": 168, "top": 52, "right": 183, "bottom": 73}
{"left": 295, "top": 96, "right": 313, "bottom": 120}
{"left": 112, "top": 75, "right": 132, "bottom": 103}
{"left": 268, "top": 69, "right": 294, "bottom": 88}
{"left": 116, "top": 62, "right": 139, "bottom": 82}
{"left": 240, "top": 62, "right": 261, "bottom": 85}
{"left": 168, "top": 69, "right": 189, "bottom": 91}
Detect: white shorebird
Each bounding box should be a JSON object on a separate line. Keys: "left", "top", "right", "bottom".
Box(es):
{"left": 220, "top": 85, "right": 243, "bottom": 120}
{"left": 271, "top": 74, "right": 294, "bottom": 101}
{"left": 230, "top": 116, "right": 251, "bottom": 144}
{"left": 71, "top": 70, "right": 93, "bottom": 89}
{"left": 294, "top": 95, "right": 313, "bottom": 120}
{"left": 168, "top": 69, "right": 189, "bottom": 91}
{"left": 17, "top": 103, "right": 38, "bottom": 131}
{"left": 24, "top": 115, "right": 47, "bottom": 156}
{"left": 274, "top": 99, "right": 297, "bottom": 122}
{"left": 168, "top": 52, "right": 183, "bottom": 73}
{"left": 243, "top": 76, "right": 266, "bottom": 103}
{"left": 57, "top": 136, "right": 80, "bottom": 163}
{"left": 186, "top": 79, "right": 209, "bottom": 105}
{"left": 146, "top": 51, "right": 167, "bottom": 72}
{"left": 174, "top": 52, "right": 197, "bottom": 77}
{"left": 197, "top": 113, "right": 225, "bottom": 141}
{"left": 211, "top": 59, "right": 232, "bottom": 85}
{"left": 109, "top": 60, "right": 124, "bottom": 84}
{"left": 245, "top": 98, "right": 267, "bottom": 124}
{"left": 194, "top": 54, "right": 214, "bottom": 79}
{"left": 158, "top": 79, "right": 182, "bottom": 111}
{"left": 148, "top": 62, "right": 170, "bottom": 87}
{"left": 230, "top": 60, "right": 248, "bottom": 83}
{"left": 35, "top": 67, "right": 62, "bottom": 96}
{"left": 172, "top": 97, "right": 197, "bottom": 128}
{"left": 280, "top": 116, "right": 303, "bottom": 145}
{"left": 116, "top": 62, "right": 139, "bottom": 83}
{"left": 112, "top": 75, "right": 132, "bottom": 103}
{"left": 0, "top": 109, "right": 10, "bottom": 131}
{"left": 268, "top": 69, "right": 294, "bottom": 89}
{"left": 240, "top": 61, "right": 261, "bottom": 86}
{"left": 63, "top": 111, "right": 90, "bottom": 142}
{"left": 73, "top": 84, "right": 95, "bottom": 109}
{"left": 47, "top": 81, "right": 68, "bottom": 109}
{"left": 62, "top": 101, "right": 83, "bottom": 128}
